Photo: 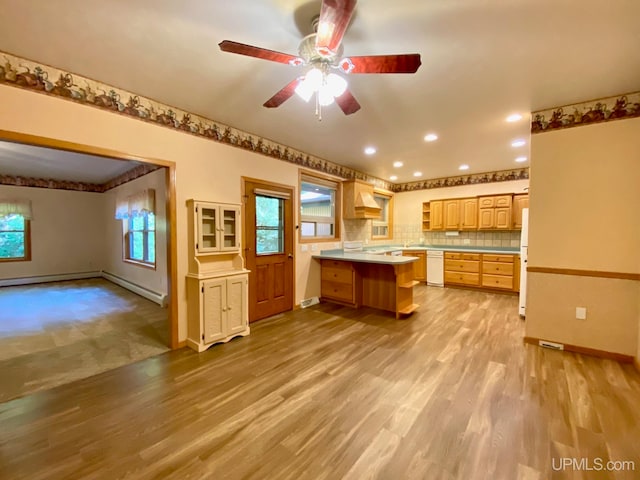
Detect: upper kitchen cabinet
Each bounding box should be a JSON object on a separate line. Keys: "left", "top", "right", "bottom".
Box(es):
{"left": 422, "top": 200, "right": 443, "bottom": 230}
{"left": 478, "top": 195, "right": 512, "bottom": 230}
{"left": 439, "top": 198, "right": 478, "bottom": 230}
{"left": 343, "top": 180, "right": 382, "bottom": 219}
{"left": 512, "top": 194, "right": 529, "bottom": 229}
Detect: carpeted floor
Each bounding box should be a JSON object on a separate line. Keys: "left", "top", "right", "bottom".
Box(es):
{"left": 0, "top": 278, "right": 169, "bottom": 403}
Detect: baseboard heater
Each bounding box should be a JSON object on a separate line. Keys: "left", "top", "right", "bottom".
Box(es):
{"left": 0, "top": 271, "right": 101, "bottom": 288}
{"left": 101, "top": 271, "right": 167, "bottom": 307}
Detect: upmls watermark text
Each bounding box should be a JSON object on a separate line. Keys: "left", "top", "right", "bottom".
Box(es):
{"left": 552, "top": 457, "right": 635, "bottom": 472}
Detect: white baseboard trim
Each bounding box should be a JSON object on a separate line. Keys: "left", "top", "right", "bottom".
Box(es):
{"left": 101, "top": 271, "right": 167, "bottom": 307}
{"left": 0, "top": 271, "right": 101, "bottom": 287}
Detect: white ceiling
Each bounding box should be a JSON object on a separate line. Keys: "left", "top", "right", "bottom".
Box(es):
{"left": 0, "top": 0, "right": 639, "bottom": 183}
{"left": 0, "top": 141, "right": 141, "bottom": 184}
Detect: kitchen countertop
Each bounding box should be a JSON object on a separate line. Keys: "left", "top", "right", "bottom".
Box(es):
{"left": 313, "top": 250, "right": 419, "bottom": 265}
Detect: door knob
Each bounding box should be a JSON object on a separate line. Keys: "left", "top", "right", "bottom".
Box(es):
{"left": 288, "top": 253, "right": 293, "bottom": 259}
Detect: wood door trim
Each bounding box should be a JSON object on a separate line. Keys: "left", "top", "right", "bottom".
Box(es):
{"left": 527, "top": 266, "right": 640, "bottom": 281}
{"left": 0, "top": 129, "right": 180, "bottom": 349}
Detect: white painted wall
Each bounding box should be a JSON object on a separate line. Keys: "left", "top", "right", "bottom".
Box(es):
{"left": 0, "top": 185, "right": 106, "bottom": 279}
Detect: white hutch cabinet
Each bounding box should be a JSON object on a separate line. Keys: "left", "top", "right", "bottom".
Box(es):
{"left": 186, "top": 200, "right": 249, "bottom": 352}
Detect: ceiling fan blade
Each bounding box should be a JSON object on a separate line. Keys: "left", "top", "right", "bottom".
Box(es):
{"left": 335, "top": 89, "right": 361, "bottom": 115}
{"left": 263, "top": 78, "right": 302, "bottom": 108}
{"left": 343, "top": 54, "right": 422, "bottom": 74}
{"left": 219, "top": 40, "right": 301, "bottom": 65}
{"left": 315, "top": 0, "right": 357, "bottom": 56}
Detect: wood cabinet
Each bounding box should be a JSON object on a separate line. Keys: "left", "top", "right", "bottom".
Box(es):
{"left": 443, "top": 199, "right": 460, "bottom": 230}
{"left": 444, "top": 252, "right": 481, "bottom": 286}
{"left": 481, "top": 254, "right": 519, "bottom": 292}
{"left": 430, "top": 200, "right": 444, "bottom": 230}
{"left": 320, "top": 259, "right": 361, "bottom": 306}
{"left": 186, "top": 273, "right": 249, "bottom": 352}
{"left": 459, "top": 198, "right": 478, "bottom": 229}
{"left": 512, "top": 194, "right": 529, "bottom": 229}
{"left": 343, "top": 180, "right": 382, "bottom": 219}
{"left": 403, "top": 250, "right": 426, "bottom": 282}
{"left": 422, "top": 203, "right": 431, "bottom": 231}
{"left": 478, "top": 195, "right": 512, "bottom": 230}
{"left": 189, "top": 200, "right": 241, "bottom": 254}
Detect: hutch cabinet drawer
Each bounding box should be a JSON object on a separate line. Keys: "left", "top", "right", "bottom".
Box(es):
{"left": 445, "top": 271, "right": 480, "bottom": 286}
{"left": 482, "top": 274, "right": 514, "bottom": 290}
{"left": 482, "top": 262, "right": 514, "bottom": 275}
{"left": 321, "top": 281, "right": 354, "bottom": 303}
{"left": 478, "top": 197, "right": 495, "bottom": 208}
{"left": 321, "top": 267, "right": 354, "bottom": 285}
{"left": 494, "top": 195, "right": 512, "bottom": 207}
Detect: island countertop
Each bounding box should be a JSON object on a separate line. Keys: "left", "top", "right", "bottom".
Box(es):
{"left": 313, "top": 249, "right": 419, "bottom": 265}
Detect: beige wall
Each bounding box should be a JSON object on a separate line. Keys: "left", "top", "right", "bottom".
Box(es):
{"left": 526, "top": 117, "right": 640, "bottom": 356}
{"left": 0, "top": 185, "right": 105, "bottom": 279}
{"left": 103, "top": 168, "right": 168, "bottom": 295}
{"left": 0, "top": 85, "right": 310, "bottom": 341}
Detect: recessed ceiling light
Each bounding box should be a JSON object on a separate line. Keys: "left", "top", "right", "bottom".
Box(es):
{"left": 459, "top": 164, "right": 469, "bottom": 171}
{"left": 390, "top": 175, "right": 398, "bottom": 181}
{"left": 393, "top": 161, "right": 403, "bottom": 168}
{"left": 424, "top": 133, "right": 438, "bottom": 142}
{"left": 364, "top": 146, "right": 376, "bottom": 155}
{"left": 515, "top": 156, "right": 528, "bottom": 163}
{"left": 506, "top": 113, "right": 523, "bottom": 123}
{"left": 511, "top": 139, "right": 526, "bottom": 148}
{"left": 413, "top": 171, "right": 422, "bottom": 177}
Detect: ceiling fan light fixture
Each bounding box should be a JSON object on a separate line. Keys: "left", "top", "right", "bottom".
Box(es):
{"left": 326, "top": 73, "right": 347, "bottom": 97}
{"left": 318, "top": 88, "right": 335, "bottom": 106}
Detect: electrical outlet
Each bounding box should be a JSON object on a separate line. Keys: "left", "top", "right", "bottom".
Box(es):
{"left": 463, "top": 239, "right": 470, "bottom": 245}
{"left": 576, "top": 307, "right": 587, "bottom": 320}
{"left": 300, "top": 244, "right": 308, "bottom": 252}
{"left": 310, "top": 244, "right": 317, "bottom": 251}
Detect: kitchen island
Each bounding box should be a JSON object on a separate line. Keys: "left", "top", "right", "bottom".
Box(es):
{"left": 313, "top": 250, "right": 420, "bottom": 319}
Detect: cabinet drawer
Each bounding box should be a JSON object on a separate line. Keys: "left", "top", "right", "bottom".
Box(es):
{"left": 483, "top": 254, "right": 515, "bottom": 263}
{"left": 482, "top": 261, "right": 514, "bottom": 276}
{"left": 482, "top": 274, "right": 514, "bottom": 290}
{"left": 321, "top": 267, "right": 354, "bottom": 285}
{"left": 479, "top": 197, "right": 495, "bottom": 208}
{"left": 321, "top": 281, "right": 354, "bottom": 303}
{"left": 444, "top": 252, "right": 480, "bottom": 261}
{"left": 322, "top": 259, "right": 353, "bottom": 271}
{"left": 494, "top": 195, "right": 512, "bottom": 207}
{"left": 445, "top": 271, "right": 480, "bottom": 286}
{"left": 445, "top": 260, "right": 480, "bottom": 273}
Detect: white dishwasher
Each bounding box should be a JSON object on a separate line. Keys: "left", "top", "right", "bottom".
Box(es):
{"left": 426, "top": 250, "right": 444, "bottom": 287}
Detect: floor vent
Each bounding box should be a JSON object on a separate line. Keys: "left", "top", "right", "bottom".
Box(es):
{"left": 300, "top": 296, "right": 320, "bottom": 308}
{"left": 539, "top": 340, "right": 564, "bottom": 351}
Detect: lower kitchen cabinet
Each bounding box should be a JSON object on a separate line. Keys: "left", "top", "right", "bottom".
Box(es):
{"left": 444, "top": 252, "right": 481, "bottom": 286}
{"left": 481, "top": 254, "right": 518, "bottom": 291}
{"left": 187, "top": 273, "right": 250, "bottom": 352}
{"left": 320, "top": 259, "right": 361, "bottom": 306}
{"left": 403, "top": 250, "right": 426, "bottom": 282}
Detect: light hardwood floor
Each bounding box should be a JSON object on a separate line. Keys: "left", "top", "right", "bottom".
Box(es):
{"left": 0, "top": 285, "right": 638, "bottom": 479}
{"left": 0, "top": 278, "right": 169, "bottom": 402}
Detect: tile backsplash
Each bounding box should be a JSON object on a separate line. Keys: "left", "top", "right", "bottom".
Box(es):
{"left": 343, "top": 219, "right": 521, "bottom": 248}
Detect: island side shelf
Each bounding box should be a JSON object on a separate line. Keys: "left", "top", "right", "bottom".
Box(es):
{"left": 317, "top": 256, "right": 420, "bottom": 319}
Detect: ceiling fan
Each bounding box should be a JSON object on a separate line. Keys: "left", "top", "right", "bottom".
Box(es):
{"left": 218, "top": 0, "right": 421, "bottom": 118}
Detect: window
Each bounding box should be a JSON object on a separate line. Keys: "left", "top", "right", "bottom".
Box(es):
{"left": 300, "top": 172, "right": 340, "bottom": 241}
{"left": 372, "top": 191, "right": 393, "bottom": 240}
{"left": 125, "top": 212, "right": 155, "bottom": 265}
{"left": 115, "top": 189, "right": 156, "bottom": 268}
{"left": 255, "top": 195, "right": 284, "bottom": 255}
{"left": 0, "top": 214, "right": 30, "bottom": 262}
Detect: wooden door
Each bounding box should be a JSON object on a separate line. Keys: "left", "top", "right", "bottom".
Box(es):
{"left": 430, "top": 200, "right": 444, "bottom": 230}
{"left": 243, "top": 178, "right": 294, "bottom": 322}
{"left": 226, "top": 274, "right": 247, "bottom": 335}
{"left": 444, "top": 199, "right": 460, "bottom": 230}
{"left": 202, "top": 278, "right": 225, "bottom": 343}
{"left": 512, "top": 194, "right": 529, "bottom": 229}
{"left": 460, "top": 198, "right": 478, "bottom": 229}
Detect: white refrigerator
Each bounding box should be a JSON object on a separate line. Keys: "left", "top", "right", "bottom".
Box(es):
{"left": 518, "top": 208, "right": 529, "bottom": 317}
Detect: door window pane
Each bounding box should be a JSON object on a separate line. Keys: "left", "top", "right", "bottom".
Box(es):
{"left": 256, "top": 195, "right": 284, "bottom": 255}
